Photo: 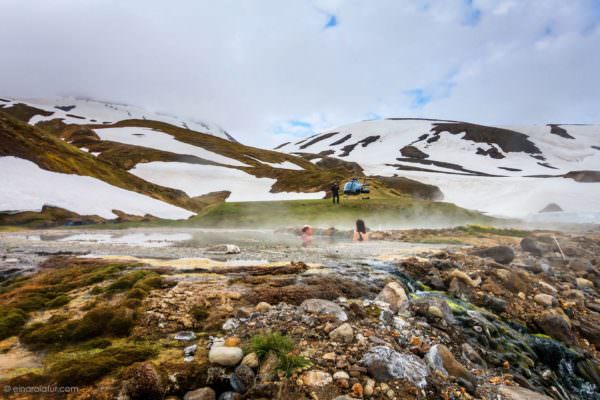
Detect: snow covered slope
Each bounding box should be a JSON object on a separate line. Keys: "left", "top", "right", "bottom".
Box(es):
{"left": 0, "top": 96, "right": 236, "bottom": 141}
{"left": 279, "top": 119, "right": 600, "bottom": 219}
{"left": 0, "top": 157, "right": 193, "bottom": 219}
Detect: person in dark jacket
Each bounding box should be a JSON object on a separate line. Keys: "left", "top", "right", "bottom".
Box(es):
{"left": 331, "top": 182, "right": 340, "bottom": 204}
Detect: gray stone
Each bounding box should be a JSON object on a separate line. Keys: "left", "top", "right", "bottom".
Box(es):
{"left": 175, "top": 331, "right": 197, "bottom": 341}
{"left": 230, "top": 364, "right": 255, "bottom": 393}
{"left": 375, "top": 281, "right": 408, "bottom": 312}
{"left": 300, "top": 299, "right": 347, "bottom": 321}
{"left": 471, "top": 246, "right": 515, "bottom": 265}
{"left": 329, "top": 323, "right": 354, "bottom": 343}
{"left": 360, "top": 346, "right": 428, "bottom": 387}
{"left": 533, "top": 293, "right": 555, "bottom": 307}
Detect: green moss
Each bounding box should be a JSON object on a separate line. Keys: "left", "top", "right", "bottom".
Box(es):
{"left": 20, "top": 306, "right": 135, "bottom": 350}
{"left": 127, "top": 288, "right": 147, "bottom": 300}
{"left": 106, "top": 271, "right": 161, "bottom": 294}
{"left": 48, "top": 343, "right": 158, "bottom": 386}
{"left": 190, "top": 305, "right": 209, "bottom": 322}
{"left": 47, "top": 294, "right": 71, "bottom": 308}
{"left": 0, "top": 307, "right": 28, "bottom": 340}
{"left": 248, "top": 332, "right": 294, "bottom": 360}
{"left": 446, "top": 299, "right": 469, "bottom": 315}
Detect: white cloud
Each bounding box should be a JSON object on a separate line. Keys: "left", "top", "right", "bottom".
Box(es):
{"left": 0, "top": 0, "right": 598, "bottom": 147}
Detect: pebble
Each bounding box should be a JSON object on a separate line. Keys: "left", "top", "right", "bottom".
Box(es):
{"left": 333, "top": 371, "right": 350, "bottom": 380}
{"left": 534, "top": 293, "right": 555, "bottom": 307}
{"left": 183, "top": 387, "right": 216, "bottom": 400}
{"left": 255, "top": 302, "right": 272, "bottom": 313}
{"left": 576, "top": 278, "right": 594, "bottom": 289}
{"left": 300, "top": 370, "right": 333, "bottom": 387}
{"left": 230, "top": 364, "right": 255, "bottom": 393}
{"left": 241, "top": 352, "right": 259, "bottom": 368}
{"left": 175, "top": 331, "right": 197, "bottom": 341}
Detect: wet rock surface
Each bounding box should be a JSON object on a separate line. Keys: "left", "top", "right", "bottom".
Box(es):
{"left": 1, "top": 227, "right": 599, "bottom": 399}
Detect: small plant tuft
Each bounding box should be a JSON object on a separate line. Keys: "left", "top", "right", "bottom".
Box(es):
{"left": 248, "top": 332, "right": 294, "bottom": 360}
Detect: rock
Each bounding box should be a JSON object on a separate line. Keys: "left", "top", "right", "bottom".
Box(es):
{"left": 209, "top": 346, "right": 244, "bottom": 366}
{"left": 534, "top": 309, "right": 575, "bottom": 344}
{"left": 360, "top": 346, "right": 428, "bottom": 387}
{"left": 175, "top": 331, "right": 197, "bottom": 341}
{"left": 471, "top": 246, "right": 515, "bottom": 265}
{"left": 521, "top": 238, "right": 544, "bottom": 257}
{"left": 449, "top": 269, "right": 481, "bottom": 287}
{"left": 184, "top": 344, "right": 197, "bottom": 361}
{"left": 122, "top": 362, "right": 165, "bottom": 400}
{"left": 241, "top": 352, "right": 259, "bottom": 369}
{"left": 539, "top": 203, "right": 563, "bottom": 213}
{"left": 538, "top": 281, "right": 557, "bottom": 294}
{"left": 570, "top": 258, "right": 593, "bottom": 273}
{"left": 329, "top": 323, "right": 354, "bottom": 343}
{"left": 426, "top": 344, "right": 476, "bottom": 386}
{"left": 230, "top": 365, "right": 255, "bottom": 393}
{"left": 461, "top": 343, "right": 486, "bottom": 369}
{"left": 427, "top": 305, "right": 444, "bottom": 318}
{"left": 333, "top": 371, "right": 350, "bottom": 380}
{"left": 218, "top": 392, "right": 242, "bottom": 400}
{"left": 255, "top": 302, "right": 272, "bottom": 313}
{"left": 351, "top": 382, "right": 363, "bottom": 398}
{"left": 300, "top": 299, "right": 348, "bottom": 321}
{"left": 533, "top": 293, "right": 555, "bottom": 307}
{"left": 498, "top": 385, "right": 553, "bottom": 400}
{"left": 375, "top": 281, "right": 409, "bottom": 312}
{"left": 576, "top": 277, "right": 594, "bottom": 289}
{"left": 400, "top": 145, "right": 429, "bottom": 159}
{"left": 224, "top": 337, "right": 241, "bottom": 347}
{"left": 364, "top": 378, "right": 375, "bottom": 397}
{"left": 206, "top": 244, "right": 241, "bottom": 254}
{"left": 184, "top": 387, "right": 216, "bottom": 400}
{"left": 222, "top": 318, "right": 240, "bottom": 331}
{"left": 481, "top": 294, "right": 507, "bottom": 313}
{"left": 333, "top": 396, "right": 354, "bottom": 400}
{"left": 300, "top": 370, "right": 333, "bottom": 387}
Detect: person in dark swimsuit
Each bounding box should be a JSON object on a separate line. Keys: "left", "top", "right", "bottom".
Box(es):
{"left": 353, "top": 219, "right": 368, "bottom": 242}
{"left": 331, "top": 182, "right": 340, "bottom": 204}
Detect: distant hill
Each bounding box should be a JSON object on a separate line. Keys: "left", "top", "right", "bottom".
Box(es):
{"left": 279, "top": 118, "right": 600, "bottom": 220}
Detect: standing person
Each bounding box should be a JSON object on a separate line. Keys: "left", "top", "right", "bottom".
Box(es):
{"left": 331, "top": 181, "right": 340, "bottom": 204}
{"left": 353, "top": 219, "right": 368, "bottom": 242}
{"left": 301, "top": 225, "right": 314, "bottom": 247}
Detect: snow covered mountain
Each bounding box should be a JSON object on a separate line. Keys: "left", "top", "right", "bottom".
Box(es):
{"left": 0, "top": 99, "right": 333, "bottom": 224}
{"left": 0, "top": 96, "right": 236, "bottom": 142}
{"left": 278, "top": 119, "right": 600, "bottom": 220}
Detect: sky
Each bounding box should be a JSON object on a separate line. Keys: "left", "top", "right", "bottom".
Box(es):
{"left": 0, "top": 0, "right": 599, "bottom": 146}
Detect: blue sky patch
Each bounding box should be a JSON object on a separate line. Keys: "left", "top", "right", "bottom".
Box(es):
{"left": 324, "top": 14, "right": 338, "bottom": 29}
{"left": 463, "top": 0, "right": 481, "bottom": 26}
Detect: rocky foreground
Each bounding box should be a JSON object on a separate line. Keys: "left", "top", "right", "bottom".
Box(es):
{"left": 0, "top": 227, "right": 599, "bottom": 399}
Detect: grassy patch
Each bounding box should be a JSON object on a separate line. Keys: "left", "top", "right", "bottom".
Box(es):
{"left": 0, "top": 257, "right": 142, "bottom": 340}
{"left": 277, "top": 353, "right": 312, "bottom": 377}
{"left": 457, "top": 224, "right": 529, "bottom": 237}
{"left": 190, "top": 198, "right": 494, "bottom": 229}
{"left": 20, "top": 306, "right": 135, "bottom": 350}
{"left": 47, "top": 342, "right": 158, "bottom": 386}
{"left": 248, "top": 332, "right": 294, "bottom": 360}
{"left": 190, "top": 305, "right": 209, "bottom": 322}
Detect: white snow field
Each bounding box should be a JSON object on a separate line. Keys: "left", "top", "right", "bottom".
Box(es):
{"left": 94, "top": 127, "right": 247, "bottom": 166}
{"left": 0, "top": 96, "right": 235, "bottom": 141}
{"left": 131, "top": 162, "right": 325, "bottom": 202}
{"left": 281, "top": 119, "right": 600, "bottom": 220}
{"left": 0, "top": 157, "right": 194, "bottom": 219}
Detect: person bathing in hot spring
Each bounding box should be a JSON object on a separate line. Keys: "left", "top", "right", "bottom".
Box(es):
{"left": 353, "top": 219, "right": 368, "bottom": 242}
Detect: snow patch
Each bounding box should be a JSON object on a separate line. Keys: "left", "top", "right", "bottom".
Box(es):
{"left": 0, "top": 156, "right": 194, "bottom": 219}
{"left": 94, "top": 127, "right": 247, "bottom": 167}
{"left": 131, "top": 161, "right": 324, "bottom": 202}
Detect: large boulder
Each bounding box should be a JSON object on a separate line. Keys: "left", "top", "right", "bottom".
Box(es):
{"left": 400, "top": 145, "right": 429, "bottom": 159}
{"left": 360, "top": 346, "right": 428, "bottom": 387}
{"left": 300, "top": 299, "right": 348, "bottom": 321}
{"left": 375, "top": 281, "right": 409, "bottom": 312}
{"left": 471, "top": 246, "right": 515, "bottom": 265}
